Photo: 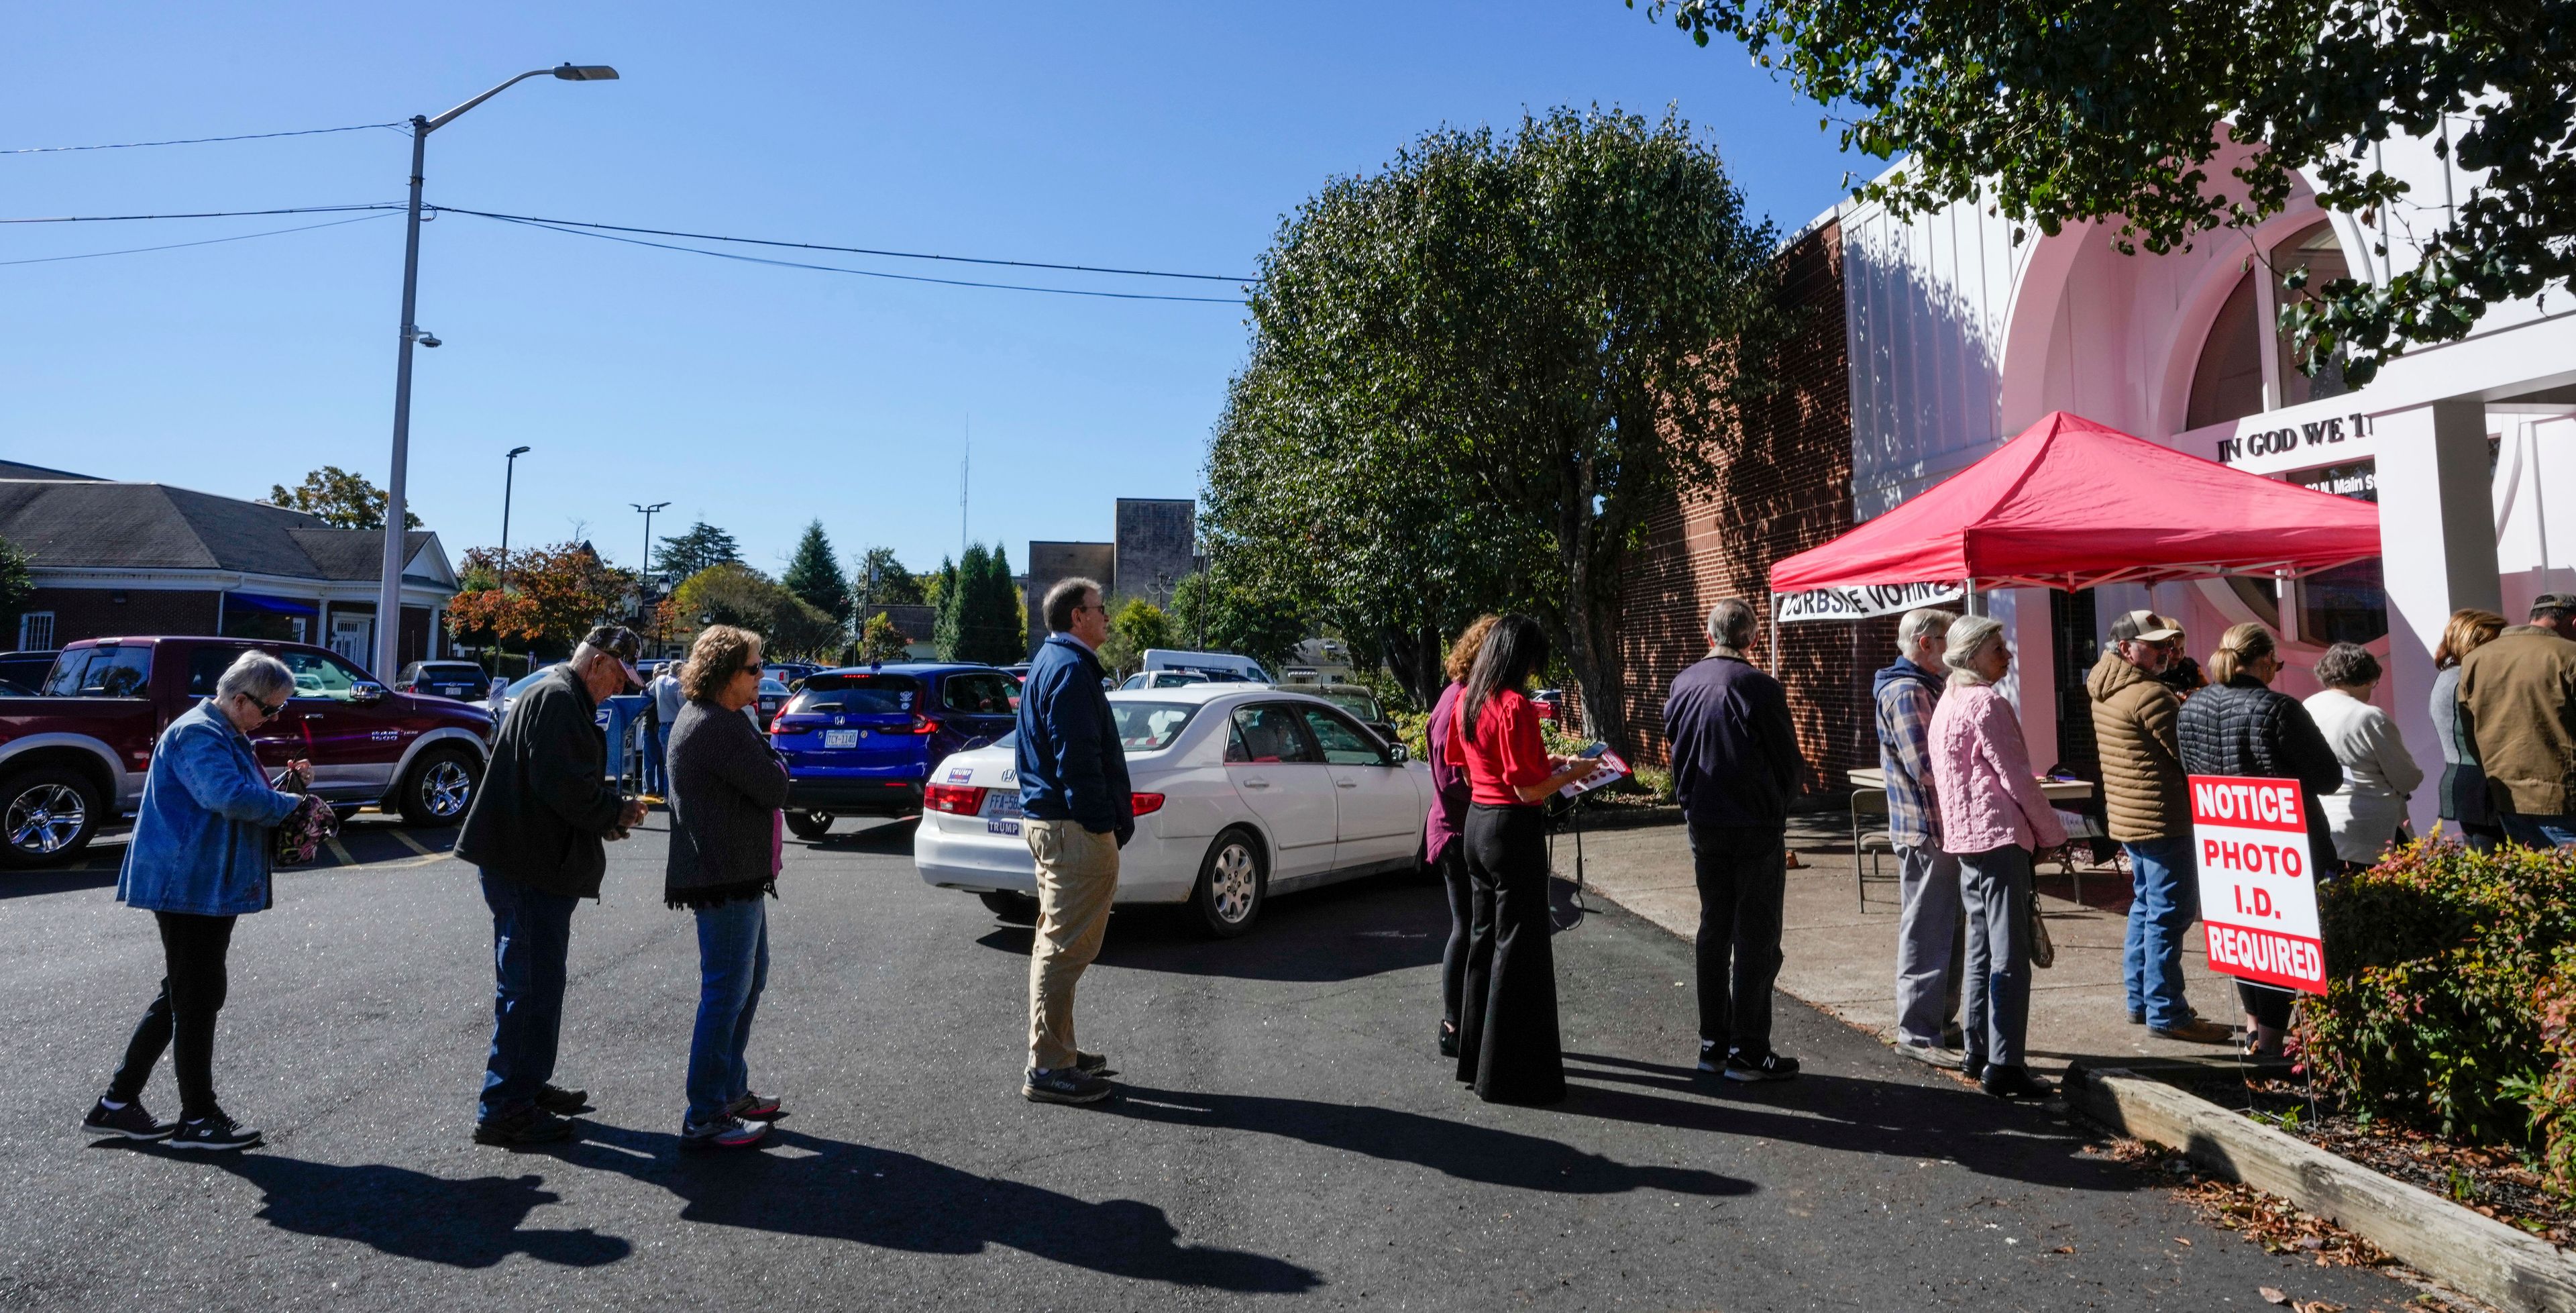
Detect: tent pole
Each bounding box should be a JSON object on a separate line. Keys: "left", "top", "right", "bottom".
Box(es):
{"left": 1764, "top": 589, "right": 1775, "bottom": 670}
{"left": 1963, "top": 578, "right": 1980, "bottom": 617}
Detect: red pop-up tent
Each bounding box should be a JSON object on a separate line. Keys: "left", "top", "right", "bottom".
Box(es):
{"left": 1769, "top": 411, "right": 2383, "bottom": 598}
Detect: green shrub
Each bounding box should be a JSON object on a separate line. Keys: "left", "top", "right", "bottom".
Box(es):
{"left": 2304, "top": 837, "right": 2576, "bottom": 1149}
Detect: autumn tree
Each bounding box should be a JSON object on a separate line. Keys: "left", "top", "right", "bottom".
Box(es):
{"left": 668, "top": 562, "right": 842, "bottom": 660}
{"left": 264, "top": 466, "right": 420, "bottom": 530}
{"left": 445, "top": 541, "right": 628, "bottom": 658}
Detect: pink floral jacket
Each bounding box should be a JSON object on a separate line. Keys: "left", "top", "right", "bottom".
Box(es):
{"left": 1927, "top": 682, "right": 2068, "bottom": 855}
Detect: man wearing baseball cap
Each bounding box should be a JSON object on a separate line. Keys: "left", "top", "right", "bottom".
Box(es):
{"left": 2088, "top": 609, "right": 2231, "bottom": 1043}
{"left": 2459, "top": 595, "right": 2576, "bottom": 849}
{"left": 456, "top": 625, "right": 650, "bottom": 1145}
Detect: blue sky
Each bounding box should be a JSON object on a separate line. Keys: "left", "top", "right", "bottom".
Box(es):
{"left": 3, "top": 3, "right": 1855, "bottom": 579}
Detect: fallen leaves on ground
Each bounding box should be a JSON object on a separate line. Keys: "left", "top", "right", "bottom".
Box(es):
{"left": 2088, "top": 1139, "right": 2394, "bottom": 1268}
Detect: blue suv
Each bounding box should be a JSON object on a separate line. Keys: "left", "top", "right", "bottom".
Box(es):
{"left": 771, "top": 663, "right": 1021, "bottom": 838}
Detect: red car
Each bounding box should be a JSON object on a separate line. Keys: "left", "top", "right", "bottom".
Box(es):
{"left": 0, "top": 635, "right": 493, "bottom": 868}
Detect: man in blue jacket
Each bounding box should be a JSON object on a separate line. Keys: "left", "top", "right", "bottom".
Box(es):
{"left": 1015, "top": 577, "right": 1132, "bottom": 1105}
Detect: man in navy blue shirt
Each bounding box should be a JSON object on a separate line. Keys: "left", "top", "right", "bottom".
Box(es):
{"left": 1014, "top": 577, "right": 1132, "bottom": 1104}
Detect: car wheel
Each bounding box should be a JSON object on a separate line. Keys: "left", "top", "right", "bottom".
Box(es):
{"left": 979, "top": 890, "right": 1039, "bottom": 923}
{"left": 0, "top": 767, "right": 101, "bottom": 868}
{"left": 396, "top": 747, "right": 482, "bottom": 827}
{"left": 786, "top": 810, "right": 835, "bottom": 840}
{"left": 1191, "top": 828, "right": 1267, "bottom": 939}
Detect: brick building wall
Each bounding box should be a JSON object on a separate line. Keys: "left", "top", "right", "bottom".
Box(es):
{"left": 17, "top": 587, "right": 221, "bottom": 649}
{"left": 1615, "top": 221, "right": 1886, "bottom": 794}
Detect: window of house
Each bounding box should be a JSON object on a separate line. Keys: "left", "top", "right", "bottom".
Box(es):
{"left": 16, "top": 611, "right": 54, "bottom": 651}
{"left": 2186, "top": 221, "right": 2361, "bottom": 430}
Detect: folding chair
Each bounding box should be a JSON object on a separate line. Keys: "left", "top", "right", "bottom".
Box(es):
{"left": 1849, "top": 788, "right": 1898, "bottom": 910}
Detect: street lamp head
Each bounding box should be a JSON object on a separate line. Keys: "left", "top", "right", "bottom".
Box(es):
{"left": 506, "top": 445, "right": 531, "bottom": 458}
{"left": 553, "top": 64, "right": 619, "bottom": 81}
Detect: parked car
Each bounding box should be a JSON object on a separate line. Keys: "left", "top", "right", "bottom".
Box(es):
{"left": 753, "top": 676, "right": 790, "bottom": 731}
{"left": 763, "top": 661, "right": 820, "bottom": 689}
{"left": 1532, "top": 688, "right": 1566, "bottom": 723}
{"left": 1300, "top": 684, "right": 1401, "bottom": 747}
{"left": 0, "top": 635, "right": 493, "bottom": 867}
{"left": 0, "top": 651, "right": 54, "bottom": 692}
{"left": 914, "top": 684, "right": 1431, "bottom": 937}
{"left": 396, "top": 659, "right": 492, "bottom": 702}
{"left": 1118, "top": 670, "right": 1208, "bottom": 691}
{"left": 769, "top": 663, "right": 1021, "bottom": 838}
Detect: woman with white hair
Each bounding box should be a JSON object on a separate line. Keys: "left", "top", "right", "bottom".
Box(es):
{"left": 83, "top": 649, "right": 319, "bottom": 1151}
{"left": 1926, "top": 614, "right": 2065, "bottom": 1101}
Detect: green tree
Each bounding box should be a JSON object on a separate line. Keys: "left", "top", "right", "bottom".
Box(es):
{"left": 0, "top": 536, "right": 32, "bottom": 641}
{"left": 1212, "top": 107, "right": 1784, "bottom": 751}
{"left": 1631, "top": 0, "right": 2575, "bottom": 385}
{"left": 780, "top": 520, "right": 850, "bottom": 621}
{"left": 921, "top": 556, "right": 957, "bottom": 618}
{"left": 262, "top": 466, "right": 421, "bottom": 530}
{"left": 655, "top": 522, "right": 743, "bottom": 580}
{"left": 1167, "top": 570, "right": 1311, "bottom": 676}
{"left": 936, "top": 543, "right": 1024, "bottom": 666}
{"left": 667, "top": 561, "right": 842, "bottom": 660}
{"left": 851, "top": 547, "right": 926, "bottom": 608}
{"left": 855, "top": 611, "right": 910, "bottom": 664}
{"left": 932, "top": 546, "right": 981, "bottom": 661}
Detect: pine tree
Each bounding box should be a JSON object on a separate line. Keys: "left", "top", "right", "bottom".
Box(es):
{"left": 963, "top": 543, "right": 1024, "bottom": 664}
{"left": 780, "top": 521, "right": 849, "bottom": 622}
{"left": 932, "top": 547, "right": 980, "bottom": 661}
{"left": 654, "top": 523, "right": 742, "bottom": 580}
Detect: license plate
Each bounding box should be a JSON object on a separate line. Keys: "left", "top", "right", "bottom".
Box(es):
{"left": 985, "top": 793, "right": 1024, "bottom": 819}
{"left": 824, "top": 729, "right": 859, "bottom": 748}
{"left": 986, "top": 819, "right": 1022, "bottom": 835}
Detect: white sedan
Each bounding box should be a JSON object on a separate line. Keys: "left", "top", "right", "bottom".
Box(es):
{"left": 914, "top": 684, "right": 1433, "bottom": 937}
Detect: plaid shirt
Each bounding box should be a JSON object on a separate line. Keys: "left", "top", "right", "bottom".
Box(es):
{"left": 1875, "top": 662, "right": 1943, "bottom": 848}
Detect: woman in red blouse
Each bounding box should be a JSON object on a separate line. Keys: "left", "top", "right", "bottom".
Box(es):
{"left": 1446, "top": 615, "right": 1596, "bottom": 1104}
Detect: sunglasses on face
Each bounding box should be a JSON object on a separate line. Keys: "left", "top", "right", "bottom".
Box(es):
{"left": 239, "top": 692, "right": 286, "bottom": 720}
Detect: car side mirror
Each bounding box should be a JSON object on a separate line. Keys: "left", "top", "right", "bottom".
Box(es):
{"left": 1386, "top": 743, "right": 1411, "bottom": 764}
{"left": 351, "top": 681, "right": 388, "bottom": 704}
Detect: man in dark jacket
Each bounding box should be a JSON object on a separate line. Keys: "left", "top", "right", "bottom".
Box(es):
{"left": 1663, "top": 598, "right": 1805, "bottom": 1082}
{"left": 1014, "top": 578, "right": 1132, "bottom": 1105}
{"left": 456, "top": 625, "right": 649, "bottom": 1145}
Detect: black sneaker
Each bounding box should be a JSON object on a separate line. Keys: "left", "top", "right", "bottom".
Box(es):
{"left": 1695, "top": 1039, "right": 1726, "bottom": 1073}
{"left": 535, "top": 1084, "right": 591, "bottom": 1115}
{"left": 1964, "top": 1053, "right": 1988, "bottom": 1082}
{"left": 1438, "top": 1024, "right": 1458, "bottom": 1059}
{"left": 1724, "top": 1049, "right": 1800, "bottom": 1083}
{"left": 1075, "top": 1051, "right": 1113, "bottom": 1076}
{"left": 167, "top": 1112, "right": 261, "bottom": 1151}
{"left": 1022, "top": 1067, "right": 1115, "bottom": 1105}
{"left": 81, "top": 1098, "right": 172, "bottom": 1142}
{"left": 472, "top": 1105, "right": 574, "bottom": 1147}
{"left": 1980, "top": 1064, "right": 2055, "bottom": 1101}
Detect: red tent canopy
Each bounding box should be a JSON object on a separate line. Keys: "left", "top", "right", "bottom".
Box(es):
{"left": 1768, "top": 411, "right": 2383, "bottom": 595}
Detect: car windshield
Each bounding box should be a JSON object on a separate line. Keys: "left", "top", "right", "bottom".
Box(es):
{"left": 1111, "top": 700, "right": 1199, "bottom": 751}
{"left": 418, "top": 664, "right": 483, "bottom": 682}
{"left": 504, "top": 666, "right": 555, "bottom": 696}
{"left": 788, "top": 673, "right": 920, "bottom": 715}
{"left": 1312, "top": 687, "right": 1384, "bottom": 721}
{"left": 760, "top": 678, "right": 788, "bottom": 696}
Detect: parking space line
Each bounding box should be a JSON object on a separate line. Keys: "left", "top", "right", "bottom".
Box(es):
{"left": 388, "top": 829, "right": 436, "bottom": 857}
{"left": 324, "top": 837, "right": 356, "bottom": 868}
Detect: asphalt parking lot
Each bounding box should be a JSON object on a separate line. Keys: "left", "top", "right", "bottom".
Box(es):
{"left": 0, "top": 814, "right": 2415, "bottom": 1310}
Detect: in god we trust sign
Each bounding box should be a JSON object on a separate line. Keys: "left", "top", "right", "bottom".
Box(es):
{"left": 2188, "top": 774, "right": 2328, "bottom": 995}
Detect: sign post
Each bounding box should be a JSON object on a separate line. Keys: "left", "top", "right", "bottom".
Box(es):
{"left": 2188, "top": 774, "right": 2328, "bottom": 995}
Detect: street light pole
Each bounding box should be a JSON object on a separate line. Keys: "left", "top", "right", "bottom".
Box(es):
{"left": 631, "top": 502, "right": 669, "bottom": 641}
{"left": 372, "top": 63, "right": 618, "bottom": 679}
{"left": 497, "top": 445, "right": 530, "bottom": 592}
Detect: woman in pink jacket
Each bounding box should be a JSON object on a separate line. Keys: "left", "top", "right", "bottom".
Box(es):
{"left": 1926, "top": 614, "right": 2066, "bottom": 1101}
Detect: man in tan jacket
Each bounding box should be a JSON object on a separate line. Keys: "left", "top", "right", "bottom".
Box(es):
{"left": 2459, "top": 594, "right": 2576, "bottom": 848}
{"left": 2088, "top": 610, "right": 2230, "bottom": 1043}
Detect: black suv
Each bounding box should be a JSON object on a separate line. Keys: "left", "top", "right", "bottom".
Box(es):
{"left": 396, "top": 660, "right": 493, "bottom": 702}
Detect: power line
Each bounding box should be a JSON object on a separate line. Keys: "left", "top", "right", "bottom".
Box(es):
{"left": 0, "top": 204, "right": 403, "bottom": 224}
{"left": 1, "top": 122, "right": 407, "bottom": 155}
{"left": 470, "top": 211, "right": 1249, "bottom": 304}
{"left": 432, "top": 205, "right": 1258, "bottom": 284}
{"left": 0, "top": 211, "right": 398, "bottom": 268}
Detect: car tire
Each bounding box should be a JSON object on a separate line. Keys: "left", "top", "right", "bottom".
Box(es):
{"left": 786, "top": 810, "right": 835, "bottom": 841}
{"left": 395, "top": 747, "right": 482, "bottom": 827}
{"left": 979, "top": 890, "right": 1039, "bottom": 923}
{"left": 0, "top": 766, "right": 101, "bottom": 868}
{"left": 1191, "top": 828, "right": 1267, "bottom": 939}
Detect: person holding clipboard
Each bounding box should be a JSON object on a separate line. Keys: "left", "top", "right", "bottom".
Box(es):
{"left": 1447, "top": 615, "right": 1599, "bottom": 1105}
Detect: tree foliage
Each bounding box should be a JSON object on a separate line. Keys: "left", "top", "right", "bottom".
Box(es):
{"left": 856, "top": 611, "right": 910, "bottom": 664}
{"left": 1167, "top": 570, "right": 1314, "bottom": 678}
{"left": 667, "top": 562, "right": 842, "bottom": 660}
{"left": 780, "top": 520, "right": 850, "bottom": 621}
{"left": 0, "top": 536, "right": 32, "bottom": 639}
{"left": 655, "top": 522, "right": 743, "bottom": 581}
{"left": 1633, "top": 0, "right": 2576, "bottom": 385}
{"left": 1210, "top": 107, "right": 1784, "bottom": 751}
{"left": 934, "top": 543, "right": 1025, "bottom": 666}
{"left": 445, "top": 542, "right": 628, "bottom": 657}
{"left": 1097, "top": 599, "right": 1174, "bottom": 679}
{"left": 263, "top": 466, "right": 421, "bottom": 530}
{"left": 851, "top": 546, "right": 926, "bottom": 608}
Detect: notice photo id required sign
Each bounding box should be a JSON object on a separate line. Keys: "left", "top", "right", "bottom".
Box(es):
{"left": 2188, "top": 774, "right": 2326, "bottom": 995}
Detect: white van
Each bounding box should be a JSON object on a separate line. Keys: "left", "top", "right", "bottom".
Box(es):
{"left": 1140, "top": 648, "right": 1272, "bottom": 684}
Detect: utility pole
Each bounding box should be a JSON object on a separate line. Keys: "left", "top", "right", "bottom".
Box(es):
{"left": 632, "top": 501, "right": 669, "bottom": 643}
{"left": 960, "top": 413, "right": 971, "bottom": 560}
{"left": 494, "top": 444, "right": 529, "bottom": 676}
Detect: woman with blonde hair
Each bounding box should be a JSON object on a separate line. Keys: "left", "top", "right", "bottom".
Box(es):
{"left": 665, "top": 624, "right": 792, "bottom": 1149}
{"left": 1428, "top": 615, "right": 1500, "bottom": 1059}
{"left": 1925, "top": 614, "right": 2065, "bottom": 1100}
{"left": 2176, "top": 622, "right": 2343, "bottom": 1055}
{"left": 2432, "top": 607, "right": 2509, "bottom": 850}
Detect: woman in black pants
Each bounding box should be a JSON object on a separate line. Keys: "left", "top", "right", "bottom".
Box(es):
{"left": 1446, "top": 616, "right": 1595, "bottom": 1104}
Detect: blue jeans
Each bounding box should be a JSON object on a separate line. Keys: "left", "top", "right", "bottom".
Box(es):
{"left": 2122, "top": 835, "right": 2199, "bottom": 1029}
{"left": 642, "top": 723, "right": 668, "bottom": 794}
{"left": 2502, "top": 812, "right": 2576, "bottom": 849}
{"left": 686, "top": 896, "right": 770, "bottom": 1126}
{"left": 479, "top": 870, "right": 580, "bottom": 1120}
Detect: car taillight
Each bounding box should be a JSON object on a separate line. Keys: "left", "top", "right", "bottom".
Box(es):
{"left": 908, "top": 715, "right": 941, "bottom": 735}
{"left": 1131, "top": 792, "right": 1165, "bottom": 817}
{"left": 924, "top": 784, "right": 986, "bottom": 815}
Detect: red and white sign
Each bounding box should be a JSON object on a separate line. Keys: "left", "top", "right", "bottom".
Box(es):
{"left": 2188, "top": 774, "right": 2327, "bottom": 995}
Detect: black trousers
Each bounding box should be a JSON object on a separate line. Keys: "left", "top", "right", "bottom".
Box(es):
{"left": 108, "top": 911, "right": 238, "bottom": 1121}
{"left": 1687, "top": 822, "right": 1787, "bottom": 1055}
{"left": 1455, "top": 803, "right": 1564, "bottom": 1104}
{"left": 1437, "top": 843, "right": 1471, "bottom": 1035}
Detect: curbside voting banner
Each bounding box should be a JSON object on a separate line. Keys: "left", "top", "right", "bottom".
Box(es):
{"left": 2188, "top": 774, "right": 2327, "bottom": 995}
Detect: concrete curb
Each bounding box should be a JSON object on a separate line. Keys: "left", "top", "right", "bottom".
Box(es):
{"left": 2066, "top": 1063, "right": 2576, "bottom": 1313}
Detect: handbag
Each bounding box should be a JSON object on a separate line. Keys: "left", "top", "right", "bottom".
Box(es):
{"left": 270, "top": 770, "right": 340, "bottom": 867}
{"left": 2027, "top": 882, "right": 2055, "bottom": 969}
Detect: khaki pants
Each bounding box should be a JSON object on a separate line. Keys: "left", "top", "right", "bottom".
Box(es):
{"left": 1024, "top": 818, "right": 1120, "bottom": 1073}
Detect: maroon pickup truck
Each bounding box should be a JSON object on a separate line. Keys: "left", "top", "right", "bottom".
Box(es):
{"left": 0, "top": 635, "right": 493, "bottom": 868}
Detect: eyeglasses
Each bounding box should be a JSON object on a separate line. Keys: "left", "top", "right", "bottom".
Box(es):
{"left": 239, "top": 692, "right": 287, "bottom": 721}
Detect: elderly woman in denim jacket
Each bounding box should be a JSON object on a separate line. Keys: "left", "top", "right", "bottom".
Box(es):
{"left": 82, "top": 651, "right": 313, "bottom": 1151}
{"left": 1927, "top": 614, "right": 2068, "bottom": 1102}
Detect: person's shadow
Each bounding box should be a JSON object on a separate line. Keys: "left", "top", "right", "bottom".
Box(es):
{"left": 561, "top": 1123, "right": 1320, "bottom": 1294}
{"left": 144, "top": 1147, "right": 631, "bottom": 1268}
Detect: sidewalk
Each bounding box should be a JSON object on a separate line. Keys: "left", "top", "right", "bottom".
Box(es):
{"left": 1565, "top": 809, "right": 2257, "bottom": 1074}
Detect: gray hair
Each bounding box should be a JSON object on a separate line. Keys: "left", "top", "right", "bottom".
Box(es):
{"left": 2314, "top": 641, "right": 2381, "bottom": 689}
{"left": 1043, "top": 576, "right": 1104, "bottom": 633}
{"left": 215, "top": 650, "right": 294, "bottom": 704}
{"left": 1941, "top": 614, "right": 2006, "bottom": 686}
{"left": 1896, "top": 607, "right": 1958, "bottom": 657}
{"left": 1705, "top": 597, "right": 1757, "bottom": 650}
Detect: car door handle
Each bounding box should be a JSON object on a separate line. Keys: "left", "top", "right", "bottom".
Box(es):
{"left": 1241, "top": 777, "right": 1271, "bottom": 789}
{"left": 1336, "top": 779, "right": 1359, "bottom": 789}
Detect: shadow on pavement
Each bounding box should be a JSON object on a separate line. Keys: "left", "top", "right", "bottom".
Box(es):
{"left": 0, "top": 865, "right": 118, "bottom": 900}
{"left": 973, "top": 874, "right": 1449, "bottom": 984}
{"left": 141, "top": 1147, "right": 631, "bottom": 1268}
{"left": 1106, "top": 1085, "right": 1754, "bottom": 1198}
{"left": 800, "top": 819, "right": 920, "bottom": 855}
{"left": 1558, "top": 1051, "right": 2140, "bottom": 1191}
{"left": 560, "top": 1123, "right": 1320, "bottom": 1293}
